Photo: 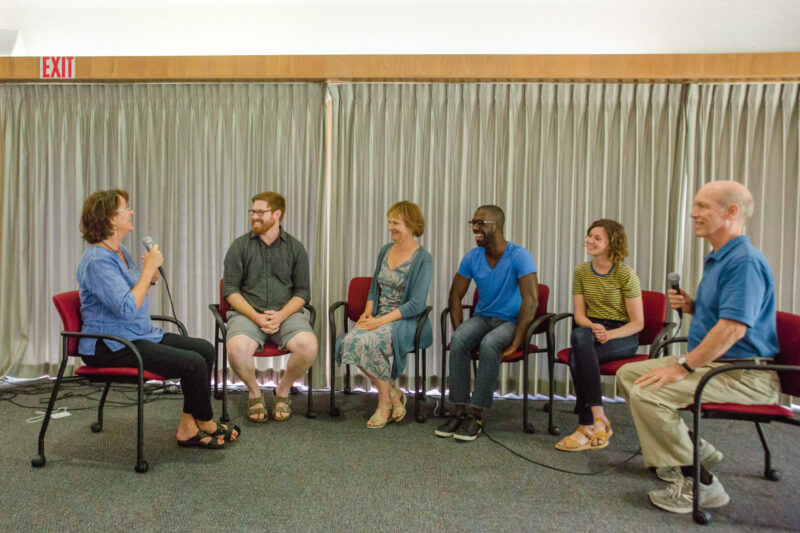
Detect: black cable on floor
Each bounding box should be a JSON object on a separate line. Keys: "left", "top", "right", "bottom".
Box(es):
{"left": 482, "top": 425, "right": 642, "bottom": 476}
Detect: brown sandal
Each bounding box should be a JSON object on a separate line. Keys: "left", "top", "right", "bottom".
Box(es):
{"left": 272, "top": 390, "right": 293, "bottom": 421}
{"left": 591, "top": 416, "right": 613, "bottom": 449}
{"left": 554, "top": 426, "right": 593, "bottom": 452}
{"left": 247, "top": 395, "right": 268, "bottom": 423}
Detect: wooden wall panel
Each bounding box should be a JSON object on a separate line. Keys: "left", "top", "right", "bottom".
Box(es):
{"left": 2, "top": 53, "right": 800, "bottom": 82}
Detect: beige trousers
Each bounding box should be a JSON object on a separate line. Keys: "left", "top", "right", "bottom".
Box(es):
{"left": 617, "top": 355, "right": 780, "bottom": 468}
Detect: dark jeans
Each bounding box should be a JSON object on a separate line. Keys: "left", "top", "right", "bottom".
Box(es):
{"left": 569, "top": 320, "right": 639, "bottom": 426}
{"left": 83, "top": 333, "right": 216, "bottom": 421}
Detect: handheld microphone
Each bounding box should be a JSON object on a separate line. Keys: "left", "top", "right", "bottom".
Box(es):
{"left": 667, "top": 272, "right": 682, "bottom": 318}
{"left": 143, "top": 236, "right": 179, "bottom": 326}
{"left": 142, "top": 236, "right": 165, "bottom": 278}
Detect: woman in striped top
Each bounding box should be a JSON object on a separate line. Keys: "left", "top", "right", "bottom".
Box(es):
{"left": 555, "top": 219, "right": 644, "bottom": 452}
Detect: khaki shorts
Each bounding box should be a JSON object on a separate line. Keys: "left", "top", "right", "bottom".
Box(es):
{"left": 226, "top": 310, "right": 313, "bottom": 350}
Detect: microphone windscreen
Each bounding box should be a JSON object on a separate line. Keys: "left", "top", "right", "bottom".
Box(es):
{"left": 667, "top": 272, "right": 680, "bottom": 290}
{"left": 142, "top": 236, "right": 155, "bottom": 251}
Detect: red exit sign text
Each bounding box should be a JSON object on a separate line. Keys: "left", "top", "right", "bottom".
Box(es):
{"left": 40, "top": 57, "right": 76, "bottom": 79}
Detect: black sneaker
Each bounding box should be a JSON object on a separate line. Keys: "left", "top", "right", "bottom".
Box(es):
{"left": 435, "top": 413, "right": 466, "bottom": 438}
{"left": 453, "top": 413, "right": 482, "bottom": 441}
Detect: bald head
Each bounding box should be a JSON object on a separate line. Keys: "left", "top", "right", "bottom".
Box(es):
{"left": 700, "top": 180, "right": 754, "bottom": 224}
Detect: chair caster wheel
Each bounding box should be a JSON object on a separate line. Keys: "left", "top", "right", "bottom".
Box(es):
{"left": 91, "top": 422, "right": 103, "bottom": 433}
{"left": 31, "top": 455, "right": 46, "bottom": 468}
{"left": 135, "top": 460, "right": 149, "bottom": 474}
{"left": 213, "top": 391, "right": 223, "bottom": 400}
{"left": 329, "top": 406, "right": 341, "bottom": 417}
{"left": 306, "top": 410, "right": 318, "bottom": 419}
{"left": 416, "top": 414, "right": 426, "bottom": 424}
{"left": 766, "top": 468, "right": 781, "bottom": 481}
{"left": 290, "top": 386, "right": 299, "bottom": 396}
{"left": 542, "top": 403, "right": 550, "bottom": 412}
{"left": 344, "top": 387, "right": 352, "bottom": 395}
{"left": 693, "top": 509, "right": 712, "bottom": 525}
{"left": 524, "top": 424, "right": 535, "bottom": 434}
{"left": 549, "top": 425, "right": 561, "bottom": 436}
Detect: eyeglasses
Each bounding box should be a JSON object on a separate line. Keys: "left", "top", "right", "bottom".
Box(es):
{"left": 248, "top": 209, "right": 273, "bottom": 217}
{"left": 468, "top": 219, "right": 496, "bottom": 227}
{"left": 116, "top": 206, "right": 133, "bottom": 213}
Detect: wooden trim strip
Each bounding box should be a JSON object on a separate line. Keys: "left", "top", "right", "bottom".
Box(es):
{"left": 2, "top": 53, "right": 800, "bottom": 82}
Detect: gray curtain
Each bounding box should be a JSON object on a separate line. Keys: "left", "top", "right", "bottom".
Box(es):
{"left": 1, "top": 81, "right": 798, "bottom": 403}
{"left": 0, "top": 83, "right": 327, "bottom": 384}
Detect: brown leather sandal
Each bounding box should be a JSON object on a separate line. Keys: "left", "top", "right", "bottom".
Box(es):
{"left": 247, "top": 395, "right": 268, "bottom": 423}
{"left": 554, "top": 426, "right": 594, "bottom": 452}
{"left": 591, "top": 416, "right": 613, "bottom": 449}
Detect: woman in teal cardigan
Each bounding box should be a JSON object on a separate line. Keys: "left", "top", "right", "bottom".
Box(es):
{"left": 335, "top": 201, "right": 433, "bottom": 428}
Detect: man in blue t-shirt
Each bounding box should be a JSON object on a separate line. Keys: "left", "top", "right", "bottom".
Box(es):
{"left": 618, "top": 180, "right": 780, "bottom": 515}
{"left": 435, "top": 205, "right": 539, "bottom": 442}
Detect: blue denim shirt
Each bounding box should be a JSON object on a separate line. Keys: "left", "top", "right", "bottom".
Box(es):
{"left": 76, "top": 244, "right": 164, "bottom": 355}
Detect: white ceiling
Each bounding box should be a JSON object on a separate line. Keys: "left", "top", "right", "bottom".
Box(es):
{"left": 2, "top": 0, "right": 799, "bottom": 56}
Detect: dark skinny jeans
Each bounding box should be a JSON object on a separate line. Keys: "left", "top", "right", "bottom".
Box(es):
{"left": 569, "top": 319, "right": 639, "bottom": 426}
{"left": 83, "top": 332, "right": 216, "bottom": 421}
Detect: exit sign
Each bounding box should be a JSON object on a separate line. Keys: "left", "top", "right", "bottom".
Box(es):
{"left": 40, "top": 57, "right": 76, "bottom": 79}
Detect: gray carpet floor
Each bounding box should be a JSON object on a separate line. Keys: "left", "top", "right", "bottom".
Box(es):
{"left": 2, "top": 380, "right": 798, "bottom": 532}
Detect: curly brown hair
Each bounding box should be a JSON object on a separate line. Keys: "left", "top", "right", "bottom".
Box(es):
{"left": 587, "top": 218, "right": 629, "bottom": 264}
{"left": 387, "top": 201, "right": 425, "bottom": 237}
{"left": 81, "top": 189, "right": 129, "bottom": 244}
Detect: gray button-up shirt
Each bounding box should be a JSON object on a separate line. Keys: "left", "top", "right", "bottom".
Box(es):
{"left": 223, "top": 228, "right": 311, "bottom": 313}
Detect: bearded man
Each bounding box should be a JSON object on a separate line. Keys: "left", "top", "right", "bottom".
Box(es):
{"left": 222, "top": 191, "right": 318, "bottom": 423}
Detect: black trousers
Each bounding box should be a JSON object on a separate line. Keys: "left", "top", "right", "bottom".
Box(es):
{"left": 83, "top": 333, "right": 216, "bottom": 421}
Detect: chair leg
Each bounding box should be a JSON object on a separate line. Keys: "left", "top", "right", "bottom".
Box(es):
{"left": 306, "top": 366, "right": 317, "bottom": 418}
{"left": 344, "top": 364, "right": 352, "bottom": 394}
{"left": 221, "top": 343, "right": 230, "bottom": 423}
{"left": 415, "top": 349, "right": 425, "bottom": 423}
{"left": 329, "top": 341, "right": 339, "bottom": 417}
{"left": 546, "top": 352, "right": 560, "bottom": 435}
{"left": 212, "top": 331, "right": 222, "bottom": 400}
{"left": 522, "top": 356, "right": 534, "bottom": 434}
{"left": 134, "top": 368, "right": 148, "bottom": 473}
{"left": 440, "top": 345, "right": 448, "bottom": 417}
{"left": 31, "top": 348, "right": 70, "bottom": 468}
{"left": 755, "top": 422, "right": 781, "bottom": 481}
{"left": 91, "top": 382, "right": 111, "bottom": 433}
{"left": 421, "top": 349, "right": 427, "bottom": 400}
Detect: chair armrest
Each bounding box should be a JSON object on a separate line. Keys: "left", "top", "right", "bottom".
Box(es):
{"left": 328, "top": 301, "right": 347, "bottom": 346}
{"left": 61, "top": 331, "right": 145, "bottom": 374}
{"left": 692, "top": 362, "right": 798, "bottom": 414}
{"left": 653, "top": 335, "right": 688, "bottom": 359}
{"left": 150, "top": 315, "right": 188, "bottom": 336}
{"left": 523, "top": 313, "right": 555, "bottom": 355}
{"left": 304, "top": 304, "right": 317, "bottom": 328}
{"left": 208, "top": 304, "right": 227, "bottom": 339}
{"left": 439, "top": 304, "right": 475, "bottom": 345}
{"left": 414, "top": 306, "right": 433, "bottom": 349}
{"left": 547, "top": 312, "right": 574, "bottom": 341}
{"left": 647, "top": 322, "right": 677, "bottom": 359}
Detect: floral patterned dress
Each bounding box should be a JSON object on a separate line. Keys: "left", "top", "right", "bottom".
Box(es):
{"left": 338, "top": 249, "right": 418, "bottom": 381}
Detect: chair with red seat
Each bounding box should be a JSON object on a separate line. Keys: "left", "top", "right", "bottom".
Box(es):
{"left": 546, "top": 289, "right": 675, "bottom": 436}
{"left": 328, "top": 277, "right": 433, "bottom": 422}
{"left": 209, "top": 280, "right": 317, "bottom": 423}
{"left": 656, "top": 311, "right": 800, "bottom": 525}
{"left": 439, "top": 284, "right": 554, "bottom": 434}
{"left": 33, "top": 291, "right": 187, "bottom": 473}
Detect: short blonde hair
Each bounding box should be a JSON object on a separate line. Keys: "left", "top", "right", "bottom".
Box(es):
{"left": 387, "top": 201, "right": 425, "bottom": 237}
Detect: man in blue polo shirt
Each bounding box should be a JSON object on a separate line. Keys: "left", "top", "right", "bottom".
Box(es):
{"left": 435, "top": 205, "right": 539, "bottom": 442}
{"left": 618, "top": 180, "right": 780, "bottom": 514}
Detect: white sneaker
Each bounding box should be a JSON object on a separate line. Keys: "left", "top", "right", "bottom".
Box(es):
{"left": 656, "top": 439, "right": 724, "bottom": 483}
{"left": 648, "top": 474, "right": 730, "bottom": 514}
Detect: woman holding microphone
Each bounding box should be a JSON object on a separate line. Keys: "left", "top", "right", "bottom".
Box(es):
{"left": 76, "top": 189, "right": 238, "bottom": 449}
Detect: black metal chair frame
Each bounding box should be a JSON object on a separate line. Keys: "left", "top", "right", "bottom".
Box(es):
{"left": 439, "top": 305, "right": 555, "bottom": 434}
{"left": 655, "top": 337, "right": 800, "bottom": 526}
{"left": 329, "top": 299, "right": 433, "bottom": 423}
{"left": 545, "top": 310, "right": 675, "bottom": 436}
{"left": 32, "top": 315, "right": 186, "bottom": 474}
{"left": 209, "top": 303, "right": 317, "bottom": 423}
